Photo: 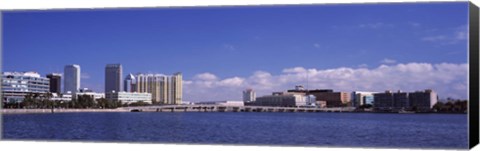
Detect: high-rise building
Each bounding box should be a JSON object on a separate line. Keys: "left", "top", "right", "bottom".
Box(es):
{"left": 124, "top": 73, "right": 136, "bottom": 92}
{"left": 64, "top": 64, "right": 80, "bottom": 93}
{"left": 171, "top": 72, "right": 183, "bottom": 105}
{"left": 46, "top": 73, "right": 62, "bottom": 94}
{"left": 105, "top": 64, "right": 122, "bottom": 93}
{"left": 134, "top": 72, "right": 182, "bottom": 104}
{"left": 243, "top": 88, "right": 256, "bottom": 102}
{"left": 2, "top": 72, "right": 50, "bottom": 103}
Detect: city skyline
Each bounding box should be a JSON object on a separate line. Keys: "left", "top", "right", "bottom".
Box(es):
{"left": 3, "top": 2, "right": 469, "bottom": 101}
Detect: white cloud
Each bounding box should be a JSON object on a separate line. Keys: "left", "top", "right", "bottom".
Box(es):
{"left": 194, "top": 72, "right": 217, "bottom": 81}
{"left": 380, "top": 58, "right": 397, "bottom": 64}
{"left": 183, "top": 62, "right": 468, "bottom": 102}
{"left": 421, "top": 24, "right": 468, "bottom": 44}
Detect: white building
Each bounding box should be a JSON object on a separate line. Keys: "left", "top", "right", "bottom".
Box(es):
{"left": 75, "top": 92, "right": 105, "bottom": 100}
{"left": 64, "top": 64, "right": 80, "bottom": 93}
{"left": 105, "top": 91, "right": 152, "bottom": 104}
{"left": 50, "top": 93, "right": 73, "bottom": 102}
{"left": 2, "top": 71, "right": 50, "bottom": 103}
{"left": 242, "top": 88, "right": 256, "bottom": 102}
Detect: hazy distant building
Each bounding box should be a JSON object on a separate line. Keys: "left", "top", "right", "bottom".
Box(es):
{"left": 135, "top": 72, "right": 182, "bottom": 104}
{"left": 46, "top": 73, "right": 62, "bottom": 94}
{"left": 2, "top": 72, "right": 50, "bottom": 103}
{"left": 105, "top": 64, "right": 122, "bottom": 93}
{"left": 242, "top": 88, "right": 256, "bottom": 102}
{"left": 124, "top": 73, "right": 136, "bottom": 92}
{"left": 409, "top": 89, "right": 438, "bottom": 111}
{"left": 64, "top": 64, "right": 80, "bottom": 93}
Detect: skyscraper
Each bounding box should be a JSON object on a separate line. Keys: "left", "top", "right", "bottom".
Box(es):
{"left": 64, "top": 64, "right": 80, "bottom": 93}
{"left": 243, "top": 88, "right": 256, "bottom": 103}
{"left": 46, "top": 73, "right": 62, "bottom": 94}
{"left": 124, "top": 73, "right": 136, "bottom": 92}
{"left": 105, "top": 64, "right": 122, "bottom": 93}
{"left": 171, "top": 72, "right": 183, "bottom": 105}
{"left": 134, "top": 72, "right": 182, "bottom": 104}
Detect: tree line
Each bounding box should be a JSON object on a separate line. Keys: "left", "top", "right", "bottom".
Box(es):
{"left": 2, "top": 92, "right": 151, "bottom": 109}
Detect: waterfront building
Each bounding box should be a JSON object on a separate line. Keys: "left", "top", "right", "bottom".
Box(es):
{"left": 309, "top": 90, "right": 351, "bottom": 107}
{"left": 134, "top": 72, "right": 182, "bottom": 104}
{"left": 409, "top": 89, "right": 438, "bottom": 111}
{"left": 105, "top": 64, "right": 123, "bottom": 93}
{"left": 253, "top": 92, "right": 307, "bottom": 107}
{"left": 124, "top": 73, "right": 136, "bottom": 92}
{"left": 373, "top": 89, "right": 437, "bottom": 111}
{"left": 75, "top": 91, "right": 105, "bottom": 100}
{"left": 351, "top": 91, "right": 376, "bottom": 107}
{"left": 393, "top": 91, "right": 409, "bottom": 109}
{"left": 64, "top": 64, "right": 80, "bottom": 93}
{"left": 46, "top": 73, "right": 62, "bottom": 94}
{"left": 2, "top": 72, "right": 50, "bottom": 103}
{"left": 373, "top": 90, "right": 394, "bottom": 110}
{"left": 195, "top": 100, "right": 244, "bottom": 106}
{"left": 242, "top": 88, "right": 256, "bottom": 103}
{"left": 105, "top": 91, "right": 152, "bottom": 104}
{"left": 50, "top": 93, "right": 73, "bottom": 102}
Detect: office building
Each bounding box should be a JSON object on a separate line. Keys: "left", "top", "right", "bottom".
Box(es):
{"left": 409, "top": 89, "right": 438, "bottom": 111}
{"left": 242, "top": 88, "right": 256, "bottom": 103}
{"left": 309, "top": 90, "right": 351, "bottom": 107}
{"left": 105, "top": 64, "right": 122, "bottom": 93}
{"left": 393, "top": 91, "right": 409, "bottom": 109}
{"left": 373, "top": 91, "right": 394, "bottom": 110}
{"left": 64, "top": 64, "right": 80, "bottom": 93}
{"left": 351, "top": 91, "right": 376, "bottom": 107}
{"left": 124, "top": 73, "right": 136, "bottom": 92}
{"left": 135, "top": 72, "right": 182, "bottom": 104}
{"left": 46, "top": 73, "right": 62, "bottom": 94}
{"left": 105, "top": 91, "right": 152, "bottom": 104}
{"left": 75, "top": 91, "right": 105, "bottom": 100}
{"left": 2, "top": 72, "right": 50, "bottom": 103}
{"left": 253, "top": 92, "right": 307, "bottom": 107}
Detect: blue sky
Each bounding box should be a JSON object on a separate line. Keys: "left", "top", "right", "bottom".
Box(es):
{"left": 3, "top": 2, "right": 469, "bottom": 101}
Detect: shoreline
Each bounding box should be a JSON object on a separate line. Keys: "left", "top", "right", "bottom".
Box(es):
{"left": 1, "top": 108, "right": 467, "bottom": 114}
{"left": 1, "top": 108, "right": 128, "bottom": 114}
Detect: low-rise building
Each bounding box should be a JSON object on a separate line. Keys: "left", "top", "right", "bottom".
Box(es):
{"left": 409, "top": 89, "right": 438, "bottom": 112}
{"left": 309, "top": 90, "right": 351, "bottom": 107}
{"left": 351, "top": 91, "right": 376, "bottom": 107}
{"left": 252, "top": 92, "right": 307, "bottom": 107}
{"left": 105, "top": 91, "right": 152, "bottom": 104}
{"left": 2, "top": 72, "right": 50, "bottom": 103}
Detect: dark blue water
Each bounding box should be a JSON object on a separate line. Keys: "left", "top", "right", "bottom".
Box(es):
{"left": 2, "top": 112, "right": 468, "bottom": 149}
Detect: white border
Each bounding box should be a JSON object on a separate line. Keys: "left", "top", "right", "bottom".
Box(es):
{"left": 0, "top": 0, "right": 478, "bottom": 151}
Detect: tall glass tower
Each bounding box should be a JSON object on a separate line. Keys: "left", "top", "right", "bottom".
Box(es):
{"left": 64, "top": 64, "right": 80, "bottom": 93}
{"left": 105, "top": 64, "right": 123, "bottom": 93}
